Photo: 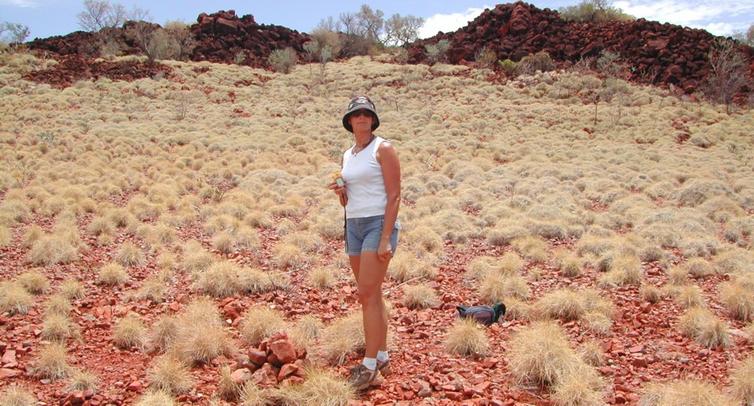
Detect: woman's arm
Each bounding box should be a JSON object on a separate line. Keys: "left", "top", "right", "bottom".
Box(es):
{"left": 377, "top": 141, "right": 401, "bottom": 262}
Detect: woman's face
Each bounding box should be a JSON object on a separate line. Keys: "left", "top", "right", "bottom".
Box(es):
{"left": 349, "top": 109, "right": 374, "bottom": 132}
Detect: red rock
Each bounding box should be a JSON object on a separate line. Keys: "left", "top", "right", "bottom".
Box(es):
{"left": 127, "top": 380, "right": 142, "bottom": 392}
{"left": 2, "top": 349, "right": 17, "bottom": 368}
{"left": 250, "top": 363, "right": 278, "bottom": 388}
{"left": 0, "top": 368, "right": 21, "bottom": 379}
{"left": 445, "top": 391, "right": 463, "bottom": 401}
{"left": 248, "top": 349, "right": 267, "bottom": 366}
{"left": 231, "top": 368, "right": 252, "bottom": 385}
{"left": 269, "top": 338, "right": 297, "bottom": 365}
{"left": 277, "top": 363, "right": 298, "bottom": 381}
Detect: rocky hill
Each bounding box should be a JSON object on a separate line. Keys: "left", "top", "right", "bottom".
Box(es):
{"left": 407, "top": 2, "right": 754, "bottom": 94}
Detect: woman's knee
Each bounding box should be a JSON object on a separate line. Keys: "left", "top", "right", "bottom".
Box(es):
{"left": 357, "top": 282, "right": 382, "bottom": 304}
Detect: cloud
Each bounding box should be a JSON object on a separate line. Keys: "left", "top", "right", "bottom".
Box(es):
{"left": 0, "top": 0, "right": 37, "bottom": 7}
{"left": 613, "top": 0, "right": 754, "bottom": 34}
{"left": 418, "top": 6, "right": 491, "bottom": 39}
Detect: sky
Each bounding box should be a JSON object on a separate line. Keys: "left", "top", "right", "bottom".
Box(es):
{"left": 1, "top": 0, "right": 752, "bottom": 41}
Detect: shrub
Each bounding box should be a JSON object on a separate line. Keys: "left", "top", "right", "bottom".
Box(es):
{"left": 147, "top": 355, "right": 193, "bottom": 395}
{"left": 321, "top": 312, "right": 364, "bottom": 365}
{"left": 59, "top": 279, "right": 85, "bottom": 300}
{"left": 444, "top": 318, "right": 489, "bottom": 357}
{"left": 558, "top": 0, "right": 634, "bottom": 22}
{"left": 34, "top": 342, "right": 70, "bottom": 380}
{"left": 239, "top": 306, "right": 287, "bottom": 345}
{"left": 517, "top": 51, "right": 555, "bottom": 75}
{"left": 499, "top": 59, "right": 518, "bottom": 76}
{"left": 730, "top": 355, "right": 754, "bottom": 405}
{"left": 113, "top": 312, "right": 146, "bottom": 350}
{"left": 425, "top": 39, "right": 450, "bottom": 64}
{"left": 0, "top": 386, "right": 36, "bottom": 406}
{"left": 508, "top": 321, "right": 583, "bottom": 387}
{"left": 16, "top": 270, "right": 50, "bottom": 294}
{"left": 475, "top": 46, "right": 498, "bottom": 69}
{"left": 402, "top": 284, "right": 440, "bottom": 309}
{"left": 705, "top": 38, "right": 749, "bottom": 114}
{"left": 28, "top": 235, "right": 78, "bottom": 266}
{"left": 268, "top": 47, "right": 298, "bottom": 73}
{"left": 116, "top": 241, "right": 146, "bottom": 267}
{"left": 97, "top": 262, "right": 129, "bottom": 286}
{"left": 639, "top": 380, "right": 736, "bottom": 406}
{"left": 0, "top": 281, "right": 33, "bottom": 315}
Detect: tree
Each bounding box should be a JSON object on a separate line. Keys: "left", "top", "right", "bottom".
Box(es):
{"left": 355, "top": 4, "right": 383, "bottom": 42}
{"left": 383, "top": 14, "right": 423, "bottom": 47}
{"left": 705, "top": 38, "right": 749, "bottom": 114}
{"left": 732, "top": 23, "right": 754, "bottom": 47}
{"left": 0, "top": 22, "right": 30, "bottom": 46}
{"left": 77, "top": 0, "right": 149, "bottom": 32}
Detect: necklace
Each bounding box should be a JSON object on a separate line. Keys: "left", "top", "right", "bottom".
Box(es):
{"left": 352, "top": 135, "right": 375, "bottom": 155}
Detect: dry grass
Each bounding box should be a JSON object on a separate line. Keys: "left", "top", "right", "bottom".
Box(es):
{"left": 239, "top": 381, "right": 269, "bottom": 405}
{"left": 389, "top": 251, "right": 437, "bottom": 282}
{"left": 146, "top": 315, "right": 179, "bottom": 354}
{"left": 402, "top": 284, "right": 440, "bottom": 309}
{"left": 719, "top": 281, "right": 754, "bottom": 322}
{"left": 116, "top": 241, "right": 146, "bottom": 267}
{"left": 239, "top": 305, "right": 288, "bottom": 345}
{"left": 677, "top": 307, "right": 730, "bottom": 348}
{"left": 217, "top": 364, "right": 241, "bottom": 401}
{"left": 16, "top": 269, "right": 50, "bottom": 294}
{"left": 147, "top": 355, "right": 193, "bottom": 395}
{"left": 479, "top": 272, "right": 530, "bottom": 303}
{"left": 508, "top": 321, "right": 593, "bottom": 388}
{"left": 97, "top": 262, "right": 129, "bottom": 286}
{"left": 34, "top": 342, "right": 70, "bottom": 380}
{"left": 555, "top": 250, "right": 582, "bottom": 277}
{"left": 684, "top": 258, "right": 714, "bottom": 279}
{"left": 320, "top": 312, "right": 364, "bottom": 365}
{"left": 511, "top": 236, "right": 549, "bottom": 262}
{"left": 444, "top": 318, "right": 489, "bottom": 357}
{"left": 274, "top": 367, "right": 355, "bottom": 405}
{"left": 113, "top": 312, "right": 147, "bottom": 350}
{"left": 671, "top": 285, "right": 705, "bottom": 308}
{"left": 639, "top": 379, "right": 736, "bottom": 406}
{"left": 41, "top": 313, "right": 80, "bottom": 342}
{"left": 239, "top": 267, "right": 289, "bottom": 293}
{"left": 308, "top": 266, "right": 336, "bottom": 289}
{"left": 27, "top": 234, "right": 78, "bottom": 266}
{"left": 532, "top": 288, "right": 585, "bottom": 321}
{"left": 0, "top": 386, "right": 36, "bottom": 406}
{"left": 134, "top": 390, "right": 178, "bottom": 406}
{"left": 133, "top": 276, "right": 167, "bottom": 303}
{"left": 194, "top": 260, "right": 242, "bottom": 297}
{"left": 730, "top": 355, "right": 754, "bottom": 405}
{"left": 290, "top": 315, "right": 324, "bottom": 352}
{"left": 0, "top": 281, "right": 34, "bottom": 315}
{"left": 639, "top": 284, "right": 663, "bottom": 303}
{"left": 45, "top": 294, "right": 72, "bottom": 316}
{"left": 497, "top": 251, "right": 525, "bottom": 275}
{"left": 67, "top": 369, "right": 99, "bottom": 392}
{"left": 59, "top": 279, "right": 85, "bottom": 300}
{"left": 171, "top": 298, "right": 230, "bottom": 364}
{"left": 578, "top": 339, "right": 606, "bottom": 367}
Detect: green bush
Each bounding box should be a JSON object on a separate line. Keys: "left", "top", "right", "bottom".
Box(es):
{"left": 559, "top": 0, "right": 634, "bottom": 22}
{"left": 499, "top": 59, "right": 518, "bottom": 76}
{"left": 268, "top": 47, "right": 298, "bottom": 74}
{"left": 517, "top": 51, "right": 555, "bottom": 75}
{"left": 425, "top": 39, "right": 450, "bottom": 64}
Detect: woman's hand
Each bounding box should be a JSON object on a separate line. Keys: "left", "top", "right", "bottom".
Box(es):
{"left": 328, "top": 182, "right": 347, "bottom": 207}
{"left": 377, "top": 238, "right": 392, "bottom": 262}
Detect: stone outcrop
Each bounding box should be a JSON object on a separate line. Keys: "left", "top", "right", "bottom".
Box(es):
{"left": 408, "top": 1, "right": 754, "bottom": 94}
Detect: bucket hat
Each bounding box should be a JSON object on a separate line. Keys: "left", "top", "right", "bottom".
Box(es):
{"left": 342, "top": 96, "right": 379, "bottom": 132}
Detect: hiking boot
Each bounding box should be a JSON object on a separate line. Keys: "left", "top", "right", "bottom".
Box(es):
{"left": 348, "top": 364, "right": 379, "bottom": 391}
{"left": 377, "top": 359, "right": 391, "bottom": 377}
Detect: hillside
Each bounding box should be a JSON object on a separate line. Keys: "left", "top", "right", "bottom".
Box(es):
{"left": 1, "top": 50, "right": 753, "bottom": 404}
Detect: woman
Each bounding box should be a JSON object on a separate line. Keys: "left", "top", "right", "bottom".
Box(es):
{"left": 329, "top": 96, "right": 401, "bottom": 391}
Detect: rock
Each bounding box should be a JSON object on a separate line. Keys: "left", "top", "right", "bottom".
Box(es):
{"left": 2, "top": 349, "right": 17, "bottom": 368}
{"left": 250, "top": 363, "right": 278, "bottom": 388}
{"left": 0, "top": 368, "right": 21, "bottom": 379}
{"left": 417, "top": 380, "right": 432, "bottom": 398}
{"left": 127, "top": 380, "right": 142, "bottom": 392}
{"left": 277, "top": 363, "right": 298, "bottom": 381}
{"left": 63, "top": 391, "right": 86, "bottom": 406}
{"left": 248, "top": 348, "right": 267, "bottom": 367}
{"left": 231, "top": 368, "right": 252, "bottom": 385}
{"left": 269, "top": 338, "right": 298, "bottom": 365}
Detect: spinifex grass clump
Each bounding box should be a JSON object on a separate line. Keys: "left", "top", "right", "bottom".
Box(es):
{"left": 444, "top": 318, "right": 489, "bottom": 357}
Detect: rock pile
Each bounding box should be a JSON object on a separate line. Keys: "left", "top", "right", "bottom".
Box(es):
{"left": 408, "top": 1, "right": 754, "bottom": 94}
{"left": 22, "top": 55, "right": 172, "bottom": 89}
{"left": 232, "top": 332, "right": 307, "bottom": 388}
{"left": 189, "top": 10, "right": 310, "bottom": 68}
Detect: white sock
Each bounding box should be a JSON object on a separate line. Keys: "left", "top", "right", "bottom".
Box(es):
{"left": 376, "top": 350, "right": 389, "bottom": 363}
{"left": 361, "top": 357, "right": 377, "bottom": 370}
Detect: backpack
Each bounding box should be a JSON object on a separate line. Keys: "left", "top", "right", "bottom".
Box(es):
{"left": 456, "top": 303, "right": 506, "bottom": 326}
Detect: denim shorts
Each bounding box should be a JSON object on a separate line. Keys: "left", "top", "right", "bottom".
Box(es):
{"left": 345, "top": 215, "right": 400, "bottom": 256}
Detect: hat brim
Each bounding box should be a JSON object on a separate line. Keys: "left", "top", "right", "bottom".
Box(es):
{"left": 343, "top": 106, "right": 380, "bottom": 133}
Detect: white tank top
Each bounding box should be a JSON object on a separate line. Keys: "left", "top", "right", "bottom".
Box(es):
{"left": 342, "top": 136, "right": 387, "bottom": 219}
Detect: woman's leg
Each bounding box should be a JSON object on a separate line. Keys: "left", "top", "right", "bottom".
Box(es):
{"left": 357, "top": 252, "right": 390, "bottom": 358}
